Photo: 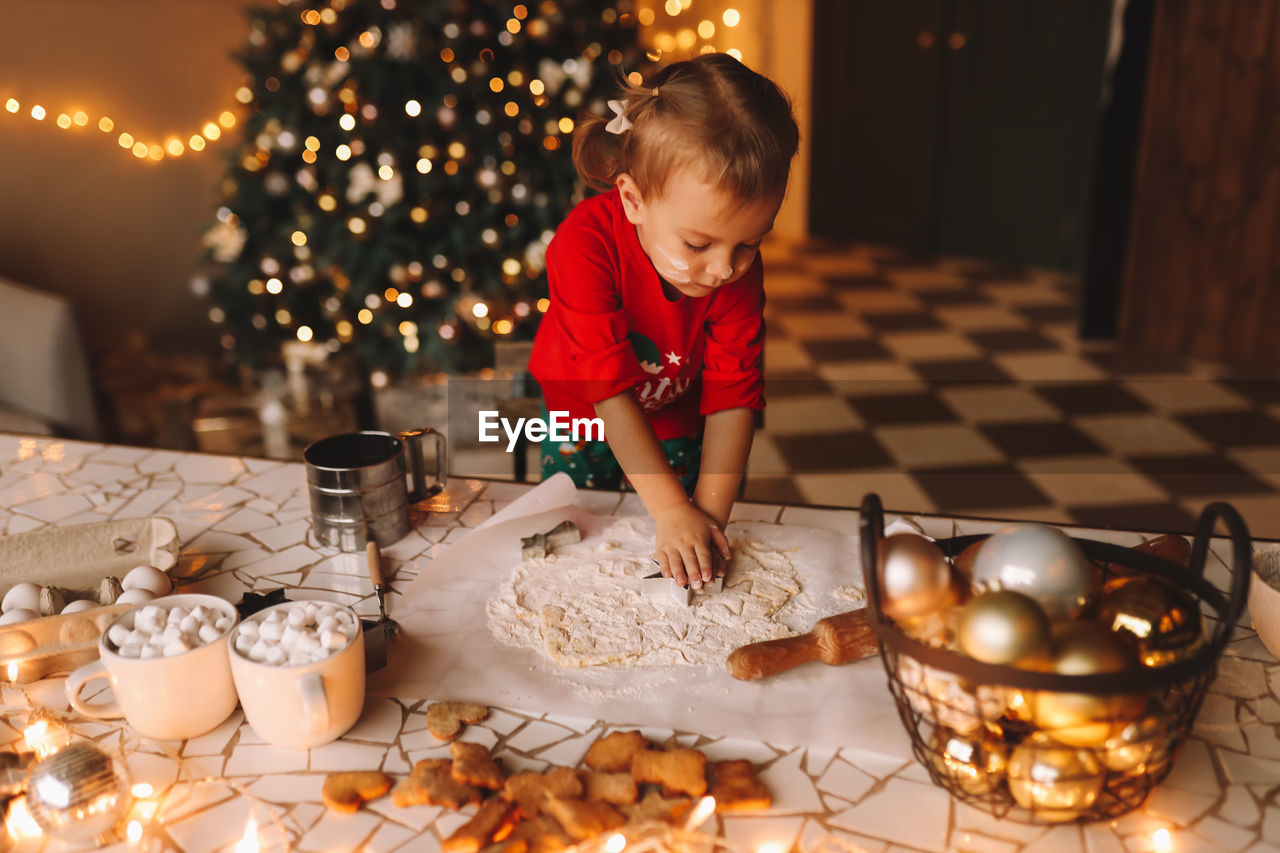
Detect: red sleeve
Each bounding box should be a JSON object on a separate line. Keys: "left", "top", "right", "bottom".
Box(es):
{"left": 700, "top": 257, "right": 765, "bottom": 415}
{"left": 538, "top": 209, "right": 646, "bottom": 404}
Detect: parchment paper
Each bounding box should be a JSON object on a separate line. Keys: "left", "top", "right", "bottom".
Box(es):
{"left": 370, "top": 475, "right": 911, "bottom": 758}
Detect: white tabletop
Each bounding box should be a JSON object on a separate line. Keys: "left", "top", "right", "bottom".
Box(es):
{"left": 0, "top": 434, "right": 1274, "bottom": 853}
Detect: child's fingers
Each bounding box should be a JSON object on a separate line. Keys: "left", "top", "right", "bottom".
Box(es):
{"left": 710, "top": 526, "right": 730, "bottom": 560}
{"left": 679, "top": 546, "right": 706, "bottom": 589}
{"left": 660, "top": 551, "right": 688, "bottom": 587}
{"left": 692, "top": 544, "right": 713, "bottom": 584}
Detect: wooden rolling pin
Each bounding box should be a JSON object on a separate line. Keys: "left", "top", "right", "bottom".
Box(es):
{"left": 727, "top": 609, "right": 878, "bottom": 681}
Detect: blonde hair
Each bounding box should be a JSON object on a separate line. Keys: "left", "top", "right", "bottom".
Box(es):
{"left": 572, "top": 53, "right": 799, "bottom": 203}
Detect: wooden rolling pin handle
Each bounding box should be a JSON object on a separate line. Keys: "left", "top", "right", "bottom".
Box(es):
{"left": 727, "top": 635, "right": 823, "bottom": 681}
{"left": 727, "top": 610, "right": 879, "bottom": 681}
{"left": 366, "top": 541, "right": 385, "bottom": 589}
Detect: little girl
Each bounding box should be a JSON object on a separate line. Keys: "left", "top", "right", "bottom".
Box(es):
{"left": 529, "top": 53, "right": 799, "bottom": 591}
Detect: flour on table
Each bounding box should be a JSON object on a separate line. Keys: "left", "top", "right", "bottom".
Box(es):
{"left": 486, "top": 517, "right": 816, "bottom": 670}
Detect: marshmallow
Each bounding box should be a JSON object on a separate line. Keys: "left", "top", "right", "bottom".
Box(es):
{"left": 107, "top": 624, "right": 131, "bottom": 647}
{"left": 139, "top": 645, "right": 161, "bottom": 659}
{"left": 234, "top": 603, "right": 357, "bottom": 666}
{"left": 198, "top": 624, "right": 222, "bottom": 645}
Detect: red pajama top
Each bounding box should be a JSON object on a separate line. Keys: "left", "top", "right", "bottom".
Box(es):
{"left": 529, "top": 188, "right": 765, "bottom": 441}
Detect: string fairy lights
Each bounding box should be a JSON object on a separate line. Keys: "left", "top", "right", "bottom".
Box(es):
{"left": 0, "top": 95, "right": 238, "bottom": 162}
{"left": 0, "top": 3, "right": 741, "bottom": 168}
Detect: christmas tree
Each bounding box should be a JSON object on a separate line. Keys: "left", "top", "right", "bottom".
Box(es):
{"left": 199, "top": 0, "right": 650, "bottom": 377}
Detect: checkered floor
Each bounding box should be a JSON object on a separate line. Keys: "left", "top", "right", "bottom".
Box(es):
{"left": 454, "top": 240, "right": 1280, "bottom": 540}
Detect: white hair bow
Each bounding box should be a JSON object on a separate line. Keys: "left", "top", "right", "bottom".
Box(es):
{"left": 605, "top": 99, "right": 632, "bottom": 135}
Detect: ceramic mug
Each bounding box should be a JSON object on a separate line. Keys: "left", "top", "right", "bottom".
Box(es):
{"left": 303, "top": 428, "right": 448, "bottom": 551}
{"left": 227, "top": 602, "right": 366, "bottom": 750}
{"left": 65, "top": 593, "right": 240, "bottom": 741}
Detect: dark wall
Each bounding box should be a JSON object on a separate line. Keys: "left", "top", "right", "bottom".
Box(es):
{"left": 0, "top": 1, "right": 249, "bottom": 354}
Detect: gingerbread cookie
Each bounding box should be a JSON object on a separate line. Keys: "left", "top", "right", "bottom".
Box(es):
{"left": 321, "top": 770, "right": 392, "bottom": 813}
{"left": 583, "top": 771, "right": 637, "bottom": 806}
{"left": 427, "top": 701, "right": 490, "bottom": 741}
{"left": 584, "top": 730, "right": 649, "bottom": 772}
{"left": 393, "top": 758, "right": 483, "bottom": 810}
{"left": 544, "top": 795, "right": 626, "bottom": 841}
{"left": 622, "top": 790, "right": 693, "bottom": 825}
{"left": 708, "top": 759, "right": 770, "bottom": 812}
{"left": 443, "top": 797, "right": 519, "bottom": 853}
{"left": 451, "top": 741, "right": 506, "bottom": 790}
{"left": 501, "top": 766, "right": 583, "bottom": 817}
{"left": 630, "top": 748, "right": 708, "bottom": 798}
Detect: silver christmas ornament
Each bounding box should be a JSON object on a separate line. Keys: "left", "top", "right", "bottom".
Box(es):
{"left": 972, "top": 524, "right": 1091, "bottom": 620}
{"left": 25, "top": 742, "right": 131, "bottom": 843}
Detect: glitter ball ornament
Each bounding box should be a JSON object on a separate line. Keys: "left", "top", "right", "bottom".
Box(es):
{"left": 1097, "top": 574, "right": 1204, "bottom": 666}
{"left": 25, "top": 741, "right": 132, "bottom": 843}
{"left": 877, "top": 533, "right": 952, "bottom": 622}
{"left": 1007, "top": 732, "right": 1105, "bottom": 821}
{"left": 972, "top": 524, "right": 1091, "bottom": 620}
{"left": 957, "top": 589, "right": 1051, "bottom": 665}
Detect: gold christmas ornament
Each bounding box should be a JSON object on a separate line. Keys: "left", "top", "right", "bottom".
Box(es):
{"left": 927, "top": 726, "right": 1008, "bottom": 796}
{"left": 957, "top": 589, "right": 1051, "bottom": 665}
{"left": 972, "top": 524, "right": 1092, "bottom": 620}
{"left": 1007, "top": 732, "right": 1105, "bottom": 821}
{"left": 1100, "top": 705, "right": 1171, "bottom": 773}
{"left": 878, "top": 533, "right": 952, "bottom": 622}
{"left": 1032, "top": 621, "right": 1144, "bottom": 747}
{"left": 1097, "top": 575, "right": 1204, "bottom": 667}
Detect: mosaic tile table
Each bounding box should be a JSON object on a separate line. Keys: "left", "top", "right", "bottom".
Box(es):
{"left": 0, "top": 434, "right": 1277, "bottom": 853}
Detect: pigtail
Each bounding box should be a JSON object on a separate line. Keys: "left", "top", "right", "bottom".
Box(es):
{"left": 571, "top": 108, "right": 625, "bottom": 192}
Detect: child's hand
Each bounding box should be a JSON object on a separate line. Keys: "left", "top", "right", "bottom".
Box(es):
{"left": 652, "top": 503, "right": 731, "bottom": 589}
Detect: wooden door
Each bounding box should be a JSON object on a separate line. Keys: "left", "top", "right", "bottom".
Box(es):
{"left": 939, "top": 0, "right": 1112, "bottom": 270}
{"left": 1120, "top": 0, "right": 1280, "bottom": 370}
{"left": 809, "top": 0, "right": 947, "bottom": 253}
{"left": 809, "top": 0, "right": 1112, "bottom": 272}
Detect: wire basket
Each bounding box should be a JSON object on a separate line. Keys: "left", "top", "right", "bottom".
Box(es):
{"left": 858, "top": 494, "right": 1251, "bottom": 824}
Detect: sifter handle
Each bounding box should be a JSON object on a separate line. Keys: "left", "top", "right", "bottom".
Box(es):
{"left": 366, "top": 541, "right": 385, "bottom": 590}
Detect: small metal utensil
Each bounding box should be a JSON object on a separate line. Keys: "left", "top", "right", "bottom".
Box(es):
{"left": 362, "top": 541, "right": 400, "bottom": 672}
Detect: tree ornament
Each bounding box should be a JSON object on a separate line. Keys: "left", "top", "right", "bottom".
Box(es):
{"left": 1096, "top": 574, "right": 1204, "bottom": 667}
{"left": 1007, "top": 732, "right": 1105, "bottom": 822}
{"left": 957, "top": 589, "right": 1051, "bottom": 665}
{"left": 972, "top": 524, "right": 1091, "bottom": 620}
{"left": 877, "top": 533, "right": 952, "bottom": 622}
{"left": 926, "top": 725, "right": 1008, "bottom": 796}
{"left": 24, "top": 741, "right": 131, "bottom": 844}
{"left": 1100, "top": 704, "right": 1171, "bottom": 773}
{"left": 1031, "top": 621, "right": 1144, "bottom": 748}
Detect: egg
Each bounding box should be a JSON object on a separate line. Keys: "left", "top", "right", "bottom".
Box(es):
{"left": 122, "top": 565, "right": 172, "bottom": 597}
{"left": 2, "top": 582, "right": 42, "bottom": 614}
{"left": 0, "top": 608, "right": 39, "bottom": 625}
{"left": 60, "top": 600, "right": 99, "bottom": 615}
{"left": 116, "top": 588, "right": 158, "bottom": 606}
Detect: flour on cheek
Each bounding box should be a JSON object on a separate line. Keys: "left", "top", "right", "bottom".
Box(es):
{"left": 650, "top": 244, "right": 693, "bottom": 284}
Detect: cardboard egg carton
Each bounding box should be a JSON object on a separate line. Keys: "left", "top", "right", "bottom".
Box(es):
{"left": 0, "top": 517, "right": 180, "bottom": 683}
{"left": 0, "top": 603, "right": 132, "bottom": 683}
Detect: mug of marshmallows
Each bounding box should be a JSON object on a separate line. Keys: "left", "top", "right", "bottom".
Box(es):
{"left": 66, "top": 586, "right": 364, "bottom": 749}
